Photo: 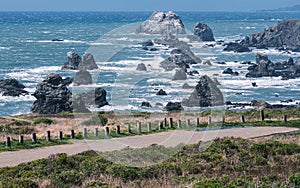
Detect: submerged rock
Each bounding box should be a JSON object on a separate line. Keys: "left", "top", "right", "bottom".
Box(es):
{"left": 136, "top": 11, "right": 186, "bottom": 34}
{"left": 0, "top": 79, "right": 28, "bottom": 97}
{"left": 182, "top": 75, "right": 223, "bottom": 107}
{"left": 188, "top": 22, "right": 215, "bottom": 42}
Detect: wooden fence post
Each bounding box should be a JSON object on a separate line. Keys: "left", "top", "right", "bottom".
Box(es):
{"left": 116, "top": 125, "right": 120, "bottom": 135}
{"left": 6, "top": 137, "right": 11, "bottom": 147}
{"left": 46, "top": 131, "right": 51, "bottom": 141}
{"left": 32, "top": 133, "right": 37, "bottom": 143}
{"left": 19, "top": 135, "right": 24, "bottom": 144}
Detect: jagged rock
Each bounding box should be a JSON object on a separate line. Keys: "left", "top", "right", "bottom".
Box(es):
{"left": 136, "top": 11, "right": 186, "bottom": 34}
{"left": 223, "top": 42, "right": 251, "bottom": 53}
{"left": 75, "top": 88, "right": 109, "bottom": 108}
{"left": 164, "top": 102, "right": 184, "bottom": 111}
{"left": 182, "top": 75, "right": 223, "bottom": 107}
{"left": 188, "top": 22, "right": 215, "bottom": 42}
{"left": 79, "top": 53, "right": 98, "bottom": 70}
{"left": 0, "top": 79, "right": 28, "bottom": 97}
{"left": 241, "top": 18, "right": 300, "bottom": 52}
{"left": 62, "top": 51, "right": 81, "bottom": 70}
{"left": 31, "top": 74, "right": 73, "bottom": 114}
{"left": 173, "top": 69, "right": 187, "bottom": 80}
{"left": 141, "top": 101, "right": 152, "bottom": 107}
{"left": 73, "top": 70, "right": 92, "bottom": 86}
{"left": 156, "top": 89, "right": 167, "bottom": 96}
{"left": 62, "top": 52, "right": 98, "bottom": 70}
{"left": 136, "top": 63, "right": 147, "bottom": 71}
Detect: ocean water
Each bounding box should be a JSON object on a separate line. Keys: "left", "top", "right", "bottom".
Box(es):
{"left": 1, "top": 11, "right": 300, "bottom": 116}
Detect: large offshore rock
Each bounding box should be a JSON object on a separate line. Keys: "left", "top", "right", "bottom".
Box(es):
{"left": 136, "top": 11, "right": 186, "bottom": 34}
{"left": 31, "top": 74, "right": 91, "bottom": 114}
{"left": 241, "top": 19, "right": 300, "bottom": 52}
{"left": 0, "top": 79, "right": 28, "bottom": 96}
{"left": 31, "top": 74, "right": 73, "bottom": 114}
{"left": 188, "top": 22, "right": 215, "bottom": 42}
{"left": 182, "top": 75, "right": 223, "bottom": 107}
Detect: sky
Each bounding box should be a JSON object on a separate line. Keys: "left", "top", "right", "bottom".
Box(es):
{"left": 0, "top": 0, "right": 299, "bottom": 12}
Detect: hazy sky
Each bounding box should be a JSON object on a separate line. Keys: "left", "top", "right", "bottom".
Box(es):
{"left": 1, "top": 0, "right": 299, "bottom": 11}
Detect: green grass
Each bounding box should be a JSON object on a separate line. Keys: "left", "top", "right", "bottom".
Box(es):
{"left": 0, "top": 138, "right": 70, "bottom": 152}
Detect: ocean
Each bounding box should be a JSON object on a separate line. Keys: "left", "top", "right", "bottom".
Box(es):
{"left": 1, "top": 11, "right": 300, "bottom": 116}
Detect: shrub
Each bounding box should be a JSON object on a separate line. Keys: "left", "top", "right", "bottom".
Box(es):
{"left": 33, "top": 118, "right": 54, "bottom": 125}
{"left": 85, "top": 180, "right": 109, "bottom": 188}
{"left": 289, "top": 174, "right": 300, "bottom": 186}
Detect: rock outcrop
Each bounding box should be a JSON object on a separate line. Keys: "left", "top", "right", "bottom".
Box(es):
{"left": 136, "top": 63, "right": 147, "bottom": 71}
{"left": 246, "top": 53, "right": 278, "bottom": 78}
{"left": 241, "top": 19, "right": 300, "bottom": 52}
{"left": 136, "top": 11, "right": 186, "bottom": 35}
{"left": 173, "top": 69, "right": 187, "bottom": 80}
{"left": 31, "top": 74, "right": 73, "bottom": 114}
{"left": 0, "top": 79, "right": 28, "bottom": 96}
{"left": 62, "top": 52, "right": 98, "bottom": 70}
{"left": 246, "top": 54, "right": 300, "bottom": 79}
{"left": 223, "top": 42, "right": 251, "bottom": 53}
{"left": 164, "top": 102, "right": 184, "bottom": 111}
{"left": 73, "top": 70, "right": 92, "bottom": 86}
{"left": 182, "top": 75, "right": 223, "bottom": 107}
{"left": 188, "top": 22, "right": 215, "bottom": 42}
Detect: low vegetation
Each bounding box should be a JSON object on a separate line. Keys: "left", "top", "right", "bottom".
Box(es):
{"left": 0, "top": 137, "right": 299, "bottom": 187}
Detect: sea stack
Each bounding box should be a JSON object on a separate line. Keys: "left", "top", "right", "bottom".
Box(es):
{"left": 136, "top": 11, "right": 186, "bottom": 34}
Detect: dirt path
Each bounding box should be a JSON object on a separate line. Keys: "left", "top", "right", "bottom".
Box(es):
{"left": 0, "top": 126, "right": 298, "bottom": 168}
